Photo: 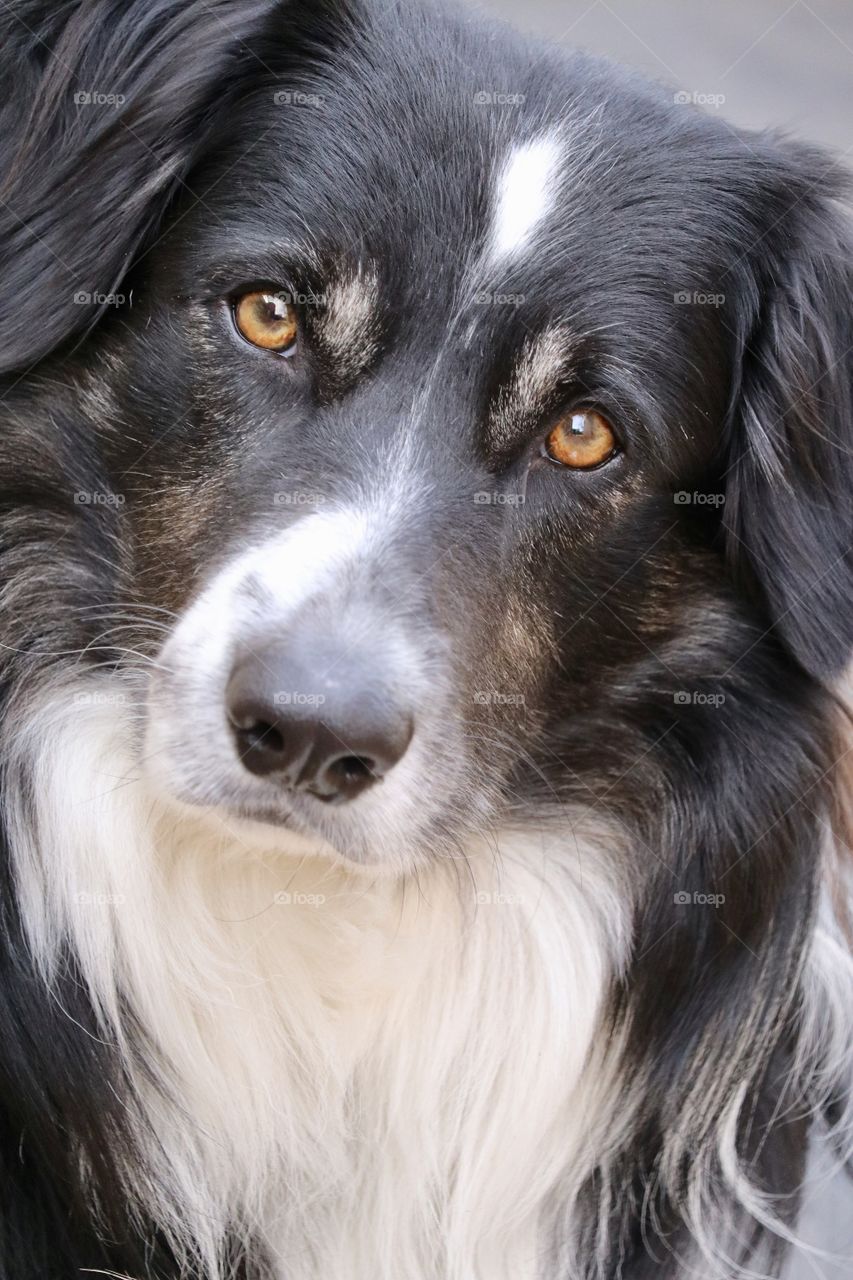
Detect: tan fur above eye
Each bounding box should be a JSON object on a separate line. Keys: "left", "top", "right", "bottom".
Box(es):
{"left": 233, "top": 290, "right": 298, "bottom": 352}
{"left": 546, "top": 409, "right": 617, "bottom": 469}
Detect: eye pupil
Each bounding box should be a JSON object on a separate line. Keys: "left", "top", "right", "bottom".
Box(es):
{"left": 234, "top": 290, "right": 298, "bottom": 353}
{"left": 546, "top": 409, "right": 617, "bottom": 469}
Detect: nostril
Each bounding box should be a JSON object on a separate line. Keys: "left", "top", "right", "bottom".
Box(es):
{"left": 236, "top": 718, "right": 285, "bottom": 756}
{"left": 329, "top": 755, "right": 376, "bottom": 784}
{"left": 226, "top": 691, "right": 301, "bottom": 778}
{"left": 225, "top": 642, "right": 414, "bottom": 797}
{"left": 310, "top": 752, "right": 379, "bottom": 803}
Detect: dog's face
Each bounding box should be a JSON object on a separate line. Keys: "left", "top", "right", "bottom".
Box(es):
{"left": 23, "top": 0, "right": 851, "bottom": 870}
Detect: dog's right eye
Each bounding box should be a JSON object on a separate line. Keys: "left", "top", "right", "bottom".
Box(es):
{"left": 233, "top": 290, "right": 298, "bottom": 354}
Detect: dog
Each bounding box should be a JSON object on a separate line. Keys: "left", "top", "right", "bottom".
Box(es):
{"left": 0, "top": 0, "right": 851, "bottom": 1276}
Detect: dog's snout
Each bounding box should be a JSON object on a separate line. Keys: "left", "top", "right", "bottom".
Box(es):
{"left": 225, "top": 637, "right": 414, "bottom": 803}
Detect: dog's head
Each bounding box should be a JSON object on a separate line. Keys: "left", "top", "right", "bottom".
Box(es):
{"left": 2, "top": 0, "right": 851, "bottom": 871}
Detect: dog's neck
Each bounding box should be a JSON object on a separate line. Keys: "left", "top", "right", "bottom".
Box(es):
{"left": 7, "top": 676, "right": 629, "bottom": 1279}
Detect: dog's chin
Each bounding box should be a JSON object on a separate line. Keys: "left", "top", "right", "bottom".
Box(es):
{"left": 140, "top": 706, "right": 469, "bottom": 877}
{"left": 144, "top": 762, "right": 428, "bottom": 878}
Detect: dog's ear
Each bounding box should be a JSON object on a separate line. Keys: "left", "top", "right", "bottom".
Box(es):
{"left": 724, "top": 146, "right": 853, "bottom": 682}
{"left": 0, "top": 0, "right": 283, "bottom": 375}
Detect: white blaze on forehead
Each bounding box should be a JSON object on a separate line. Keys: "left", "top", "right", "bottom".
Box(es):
{"left": 164, "top": 509, "right": 375, "bottom": 674}
{"left": 489, "top": 136, "right": 562, "bottom": 261}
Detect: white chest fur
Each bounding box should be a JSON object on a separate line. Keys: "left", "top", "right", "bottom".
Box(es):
{"left": 7, "top": 686, "right": 629, "bottom": 1280}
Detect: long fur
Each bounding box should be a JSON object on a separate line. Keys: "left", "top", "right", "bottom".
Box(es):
{"left": 0, "top": 0, "right": 851, "bottom": 1277}
{"left": 4, "top": 672, "right": 631, "bottom": 1279}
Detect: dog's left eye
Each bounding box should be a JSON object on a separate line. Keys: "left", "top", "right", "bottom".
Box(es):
{"left": 233, "top": 290, "right": 298, "bottom": 353}
{"left": 545, "top": 409, "right": 617, "bottom": 470}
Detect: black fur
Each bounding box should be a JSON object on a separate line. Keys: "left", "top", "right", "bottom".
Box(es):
{"left": 0, "top": 0, "right": 851, "bottom": 1276}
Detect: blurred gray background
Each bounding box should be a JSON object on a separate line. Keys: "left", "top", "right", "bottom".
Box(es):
{"left": 467, "top": 1, "right": 853, "bottom": 1277}
{"left": 472, "top": 0, "right": 852, "bottom": 153}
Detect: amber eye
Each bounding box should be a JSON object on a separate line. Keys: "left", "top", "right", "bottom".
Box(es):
{"left": 233, "top": 290, "right": 298, "bottom": 353}
{"left": 545, "top": 408, "right": 617, "bottom": 469}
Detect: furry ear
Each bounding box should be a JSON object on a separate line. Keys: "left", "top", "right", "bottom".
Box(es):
{"left": 0, "top": 0, "right": 281, "bottom": 375}
{"left": 725, "top": 148, "right": 853, "bottom": 682}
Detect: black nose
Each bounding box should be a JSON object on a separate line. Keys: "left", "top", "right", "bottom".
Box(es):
{"left": 225, "top": 637, "right": 413, "bottom": 803}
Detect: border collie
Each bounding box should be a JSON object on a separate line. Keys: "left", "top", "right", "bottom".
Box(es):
{"left": 0, "top": 0, "right": 851, "bottom": 1276}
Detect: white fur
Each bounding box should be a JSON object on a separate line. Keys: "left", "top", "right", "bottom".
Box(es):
{"left": 8, "top": 667, "right": 851, "bottom": 1279}
{"left": 142, "top": 477, "right": 475, "bottom": 876}
{"left": 318, "top": 263, "right": 381, "bottom": 378}
{"left": 169, "top": 507, "right": 374, "bottom": 673}
{"left": 488, "top": 137, "right": 561, "bottom": 262}
{"left": 6, "top": 677, "right": 632, "bottom": 1280}
{"left": 490, "top": 325, "right": 576, "bottom": 451}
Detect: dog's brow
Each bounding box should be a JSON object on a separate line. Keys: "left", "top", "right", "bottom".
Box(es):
{"left": 489, "top": 327, "right": 575, "bottom": 453}
{"left": 315, "top": 265, "right": 381, "bottom": 381}
{"left": 201, "top": 240, "right": 323, "bottom": 289}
